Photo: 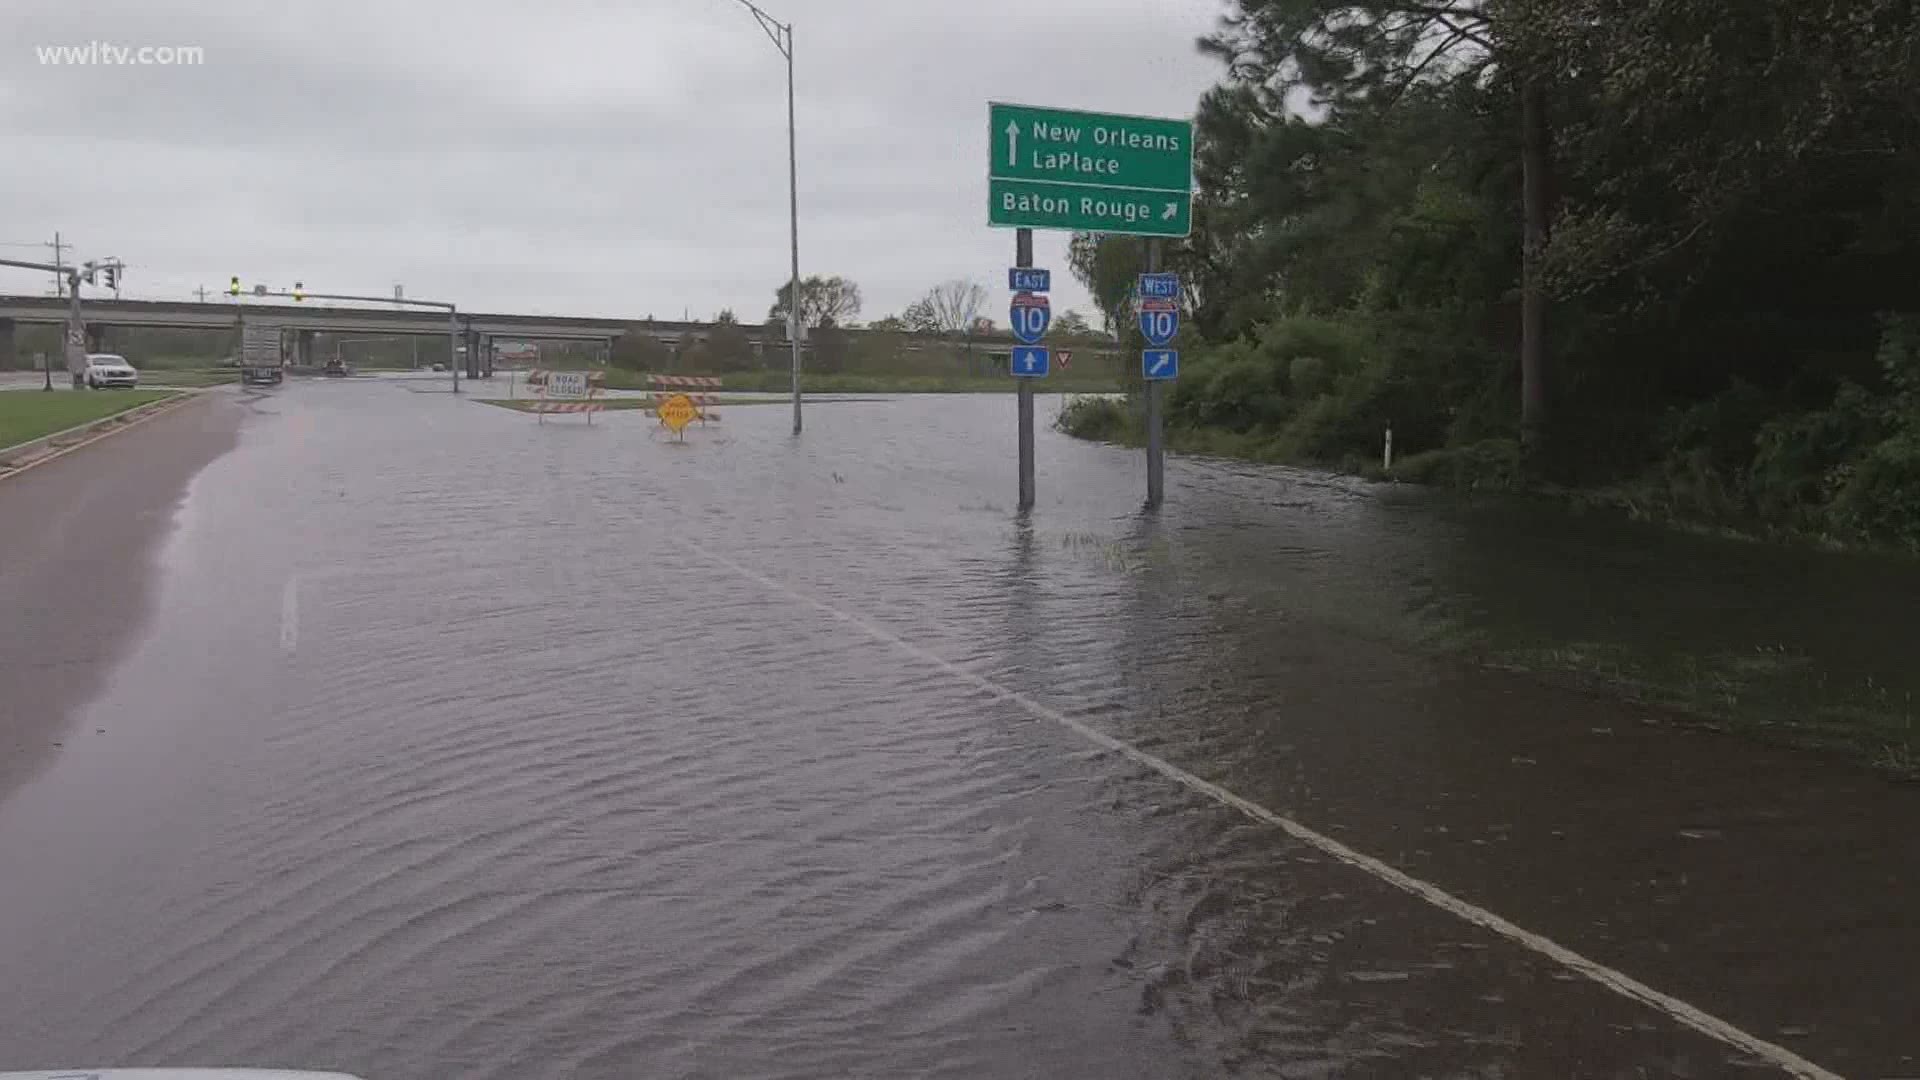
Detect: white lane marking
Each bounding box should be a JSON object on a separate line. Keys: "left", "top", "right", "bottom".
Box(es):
{"left": 280, "top": 575, "right": 299, "bottom": 655}
{"left": 682, "top": 543, "right": 1841, "bottom": 1080}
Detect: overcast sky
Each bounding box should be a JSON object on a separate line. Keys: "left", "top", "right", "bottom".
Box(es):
{"left": 5, "top": 0, "right": 1230, "bottom": 325}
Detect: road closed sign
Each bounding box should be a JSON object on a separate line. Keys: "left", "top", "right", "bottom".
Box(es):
{"left": 548, "top": 371, "right": 589, "bottom": 398}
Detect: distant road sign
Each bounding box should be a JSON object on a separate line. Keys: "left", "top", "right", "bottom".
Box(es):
{"left": 988, "top": 102, "right": 1193, "bottom": 238}
{"left": 547, "top": 371, "right": 588, "bottom": 398}
{"left": 658, "top": 393, "right": 698, "bottom": 433}
{"left": 1057, "top": 349, "right": 1073, "bottom": 369}
{"left": 1011, "top": 345, "right": 1050, "bottom": 378}
{"left": 1009, "top": 267, "right": 1051, "bottom": 293}
{"left": 1143, "top": 349, "right": 1179, "bottom": 381}
{"left": 1139, "top": 273, "right": 1180, "bottom": 300}
{"left": 1009, "top": 292, "right": 1051, "bottom": 345}
{"left": 1138, "top": 298, "right": 1179, "bottom": 348}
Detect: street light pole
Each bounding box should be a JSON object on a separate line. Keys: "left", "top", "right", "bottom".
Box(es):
{"left": 731, "top": 0, "right": 801, "bottom": 435}
{"left": 1, "top": 255, "right": 83, "bottom": 391}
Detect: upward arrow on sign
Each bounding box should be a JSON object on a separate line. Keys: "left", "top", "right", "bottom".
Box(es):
{"left": 1005, "top": 120, "right": 1020, "bottom": 167}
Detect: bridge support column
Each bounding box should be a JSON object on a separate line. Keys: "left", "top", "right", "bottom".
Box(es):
{"left": 295, "top": 329, "right": 315, "bottom": 367}
{"left": 0, "top": 318, "right": 15, "bottom": 370}
{"left": 465, "top": 328, "right": 481, "bottom": 380}
{"left": 481, "top": 335, "right": 494, "bottom": 378}
{"left": 85, "top": 324, "right": 107, "bottom": 353}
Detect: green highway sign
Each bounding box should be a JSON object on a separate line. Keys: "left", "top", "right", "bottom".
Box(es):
{"left": 988, "top": 102, "right": 1192, "bottom": 237}
{"left": 989, "top": 178, "right": 1191, "bottom": 237}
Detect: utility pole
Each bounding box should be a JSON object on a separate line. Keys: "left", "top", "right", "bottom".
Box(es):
{"left": 47, "top": 232, "right": 66, "bottom": 298}
{"left": 65, "top": 270, "right": 83, "bottom": 390}
{"left": 195, "top": 286, "right": 210, "bottom": 303}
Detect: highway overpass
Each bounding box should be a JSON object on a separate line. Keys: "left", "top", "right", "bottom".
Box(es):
{"left": 0, "top": 293, "right": 1116, "bottom": 377}
{"left": 0, "top": 294, "right": 646, "bottom": 375}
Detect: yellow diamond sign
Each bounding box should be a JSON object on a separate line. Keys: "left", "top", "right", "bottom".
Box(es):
{"left": 657, "top": 393, "right": 698, "bottom": 434}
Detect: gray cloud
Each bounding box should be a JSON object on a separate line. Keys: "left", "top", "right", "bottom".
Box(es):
{"left": 5, "top": 0, "right": 1229, "bottom": 323}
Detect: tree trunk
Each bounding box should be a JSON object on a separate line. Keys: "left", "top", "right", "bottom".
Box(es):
{"left": 1519, "top": 72, "right": 1552, "bottom": 458}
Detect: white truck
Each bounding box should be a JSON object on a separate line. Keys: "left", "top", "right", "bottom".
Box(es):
{"left": 239, "top": 321, "right": 284, "bottom": 386}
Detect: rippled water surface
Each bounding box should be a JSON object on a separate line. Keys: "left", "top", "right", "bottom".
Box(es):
{"left": 3, "top": 378, "right": 1916, "bottom": 1078}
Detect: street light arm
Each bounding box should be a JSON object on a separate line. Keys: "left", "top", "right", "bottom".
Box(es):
{"left": 248, "top": 288, "right": 455, "bottom": 313}
{"left": 729, "top": 0, "right": 791, "bottom": 57}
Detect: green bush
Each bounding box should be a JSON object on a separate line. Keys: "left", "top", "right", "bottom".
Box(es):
{"left": 1832, "top": 434, "right": 1920, "bottom": 550}
{"left": 1392, "top": 439, "right": 1523, "bottom": 489}
{"left": 1056, "top": 396, "right": 1134, "bottom": 442}
{"left": 1169, "top": 315, "right": 1369, "bottom": 435}
{"left": 1747, "top": 382, "right": 1886, "bottom": 528}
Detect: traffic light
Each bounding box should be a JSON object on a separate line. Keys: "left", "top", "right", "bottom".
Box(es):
{"left": 103, "top": 264, "right": 119, "bottom": 290}
{"left": 293, "top": 281, "right": 304, "bottom": 302}
{"left": 229, "top": 276, "right": 240, "bottom": 296}
{"left": 80, "top": 261, "right": 98, "bottom": 286}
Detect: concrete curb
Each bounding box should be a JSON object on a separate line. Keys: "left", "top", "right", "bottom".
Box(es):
{"left": 0, "top": 390, "right": 205, "bottom": 478}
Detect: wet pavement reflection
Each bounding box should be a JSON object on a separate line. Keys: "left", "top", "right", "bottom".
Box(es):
{"left": 1, "top": 377, "right": 1914, "bottom": 1078}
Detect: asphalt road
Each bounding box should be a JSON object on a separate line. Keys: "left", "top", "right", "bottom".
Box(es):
{"left": 0, "top": 378, "right": 1914, "bottom": 1079}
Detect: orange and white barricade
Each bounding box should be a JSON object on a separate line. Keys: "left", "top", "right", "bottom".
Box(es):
{"left": 529, "top": 369, "right": 606, "bottom": 424}
{"left": 647, "top": 374, "right": 721, "bottom": 423}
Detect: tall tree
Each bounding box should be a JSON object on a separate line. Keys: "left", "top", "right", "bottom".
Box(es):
{"left": 916, "top": 280, "right": 989, "bottom": 336}
{"left": 909, "top": 280, "right": 991, "bottom": 373}
{"left": 1054, "top": 309, "right": 1094, "bottom": 336}
{"left": 769, "top": 275, "right": 863, "bottom": 329}
{"left": 900, "top": 297, "right": 941, "bottom": 334}
{"left": 1198, "top": 0, "right": 1563, "bottom": 452}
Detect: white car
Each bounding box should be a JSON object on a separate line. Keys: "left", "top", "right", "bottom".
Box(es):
{"left": 84, "top": 353, "right": 140, "bottom": 389}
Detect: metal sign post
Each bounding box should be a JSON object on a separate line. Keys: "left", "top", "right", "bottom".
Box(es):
{"left": 1138, "top": 248, "right": 1183, "bottom": 507}
{"left": 1144, "top": 242, "right": 1164, "bottom": 507}
{"left": 1015, "top": 227, "right": 1036, "bottom": 511}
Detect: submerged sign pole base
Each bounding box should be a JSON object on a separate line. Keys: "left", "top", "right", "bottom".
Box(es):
{"left": 1016, "top": 227, "right": 1036, "bottom": 511}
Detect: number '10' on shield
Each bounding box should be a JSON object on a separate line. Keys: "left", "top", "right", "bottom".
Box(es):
{"left": 1009, "top": 293, "right": 1051, "bottom": 346}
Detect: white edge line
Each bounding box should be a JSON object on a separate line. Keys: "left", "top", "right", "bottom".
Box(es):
{"left": 682, "top": 542, "right": 1842, "bottom": 1080}
{"left": 279, "top": 575, "right": 299, "bottom": 655}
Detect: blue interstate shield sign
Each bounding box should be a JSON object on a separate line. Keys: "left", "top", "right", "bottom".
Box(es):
{"left": 1138, "top": 298, "right": 1179, "bottom": 348}
{"left": 1009, "top": 292, "right": 1051, "bottom": 345}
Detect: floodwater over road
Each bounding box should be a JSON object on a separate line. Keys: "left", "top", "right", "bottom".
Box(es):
{"left": 3, "top": 377, "right": 1917, "bottom": 1078}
